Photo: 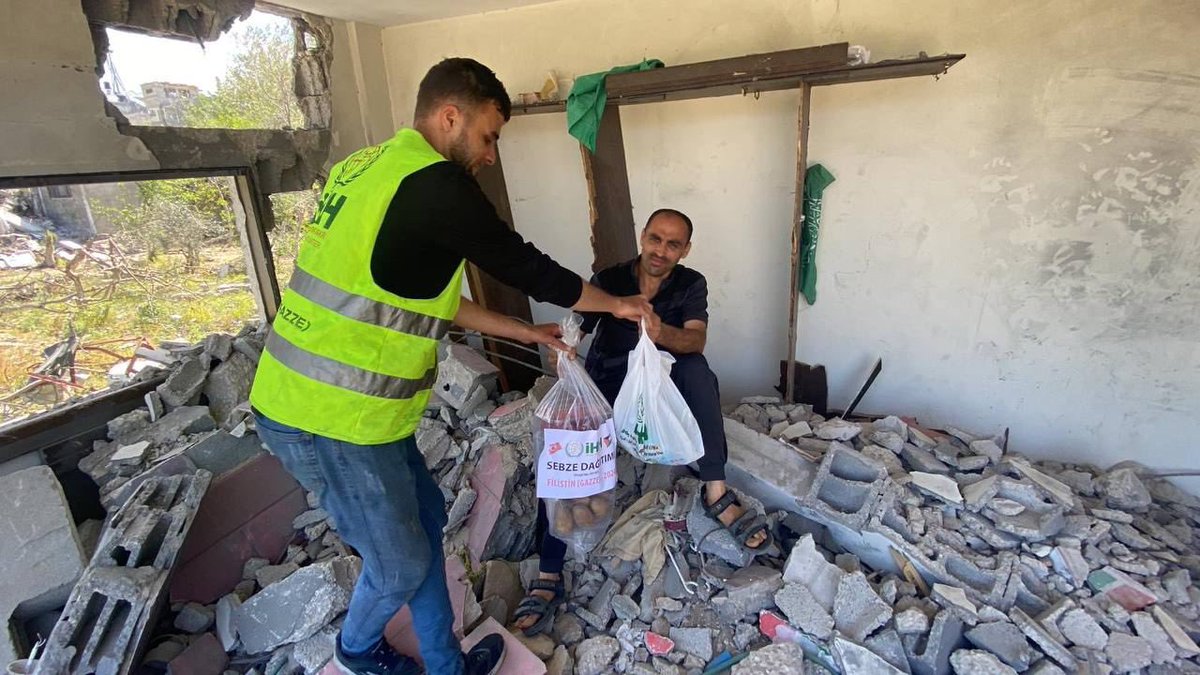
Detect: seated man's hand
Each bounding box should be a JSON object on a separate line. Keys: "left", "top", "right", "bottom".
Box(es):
{"left": 613, "top": 295, "right": 653, "bottom": 323}
{"left": 643, "top": 311, "right": 662, "bottom": 343}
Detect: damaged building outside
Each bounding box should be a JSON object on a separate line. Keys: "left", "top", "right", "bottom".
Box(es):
{"left": 2, "top": 1, "right": 1199, "bottom": 675}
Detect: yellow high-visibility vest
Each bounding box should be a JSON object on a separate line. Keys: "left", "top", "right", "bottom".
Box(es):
{"left": 250, "top": 129, "right": 464, "bottom": 444}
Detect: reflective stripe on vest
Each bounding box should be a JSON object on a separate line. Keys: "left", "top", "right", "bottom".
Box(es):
{"left": 264, "top": 330, "right": 435, "bottom": 399}
{"left": 287, "top": 267, "right": 451, "bottom": 340}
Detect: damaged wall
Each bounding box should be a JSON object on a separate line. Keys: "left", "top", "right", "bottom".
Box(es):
{"left": 0, "top": 0, "right": 353, "bottom": 192}
{"left": 378, "top": 0, "right": 1200, "bottom": 478}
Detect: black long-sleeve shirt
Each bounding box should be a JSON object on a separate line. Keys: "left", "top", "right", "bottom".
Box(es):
{"left": 369, "top": 161, "right": 583, "bottom": 306}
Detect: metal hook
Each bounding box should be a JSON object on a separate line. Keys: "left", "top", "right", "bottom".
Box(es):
{"left": 665, "top": 543, "right": 699, "bottom": 595}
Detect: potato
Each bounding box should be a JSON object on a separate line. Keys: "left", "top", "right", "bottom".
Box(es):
{"left": 553, "top": 502, "right": 575, "bottom": 534}
{"left": 589, "top": 495, "right": 612, "bottom": 518}
{"left": 572, "top": 503, "right": 596, "bottom": 527}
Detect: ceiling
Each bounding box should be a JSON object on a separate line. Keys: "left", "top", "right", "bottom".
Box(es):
{"left": 267, "top": 0, "right": 561, "bottom": 26}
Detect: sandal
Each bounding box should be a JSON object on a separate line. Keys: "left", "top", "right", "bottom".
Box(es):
{"left": 512, "top": 577, "right": 565, "bottom": 637}
{"left": 703, "top": 491, "right": 774, "bottom": 554}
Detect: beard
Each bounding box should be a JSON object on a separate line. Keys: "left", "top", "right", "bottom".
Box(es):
{"left": 447, "top": 134, "right": 471, "bottom": 170}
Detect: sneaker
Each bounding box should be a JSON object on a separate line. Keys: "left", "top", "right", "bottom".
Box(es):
{"left": 333, "top": 634, "right": 423, "bottom": 675}
{"left": 463, "top": 633, "right": 506, "bottom": 675}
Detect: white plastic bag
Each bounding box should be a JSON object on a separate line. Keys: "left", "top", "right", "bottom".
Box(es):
{"left": 532, "top": 314, "right": 618, "bottom": 557}
{"left": 613, "top": 323, "right": 705, "bottom": 465}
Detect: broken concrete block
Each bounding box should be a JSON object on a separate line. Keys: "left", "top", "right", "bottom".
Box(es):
{"left": 782, "top": 534, "right": 844, "bottom": 612}
{"left": 774, "top": 583, "right": 834, "bottom": 639}
{"left": 488, "top": 397, "right": 533, "bottom": 444}
{"left": 834, "top": 571, "right": 893, "bottom": 642}
{"left": 215, "top": 593, "right": 240, "bottom": 651}
{"left": 904, "top": 610, "right": 964, "bottom": 675}
{"left": 965, "top": 621, "right": 1033, "bottom": 670}
{"left": 292, "top": 623, "right": 338, "bottom": 673}
{"left": 949, "top": 649, "right": 1017, "bottom": 675}
{"left": 255, "top": 562, "right": 299, "bottom": 588}
{"left": 0, "top": 466, "right": 86, "bottom": 657}
{"left": 575, "top": 635, "right": 620, "bottom": 675}
{"left": 668, "top": 626, "right": 713, "bottom": 662}
{"left": 184, "top": 430, "right": 263, "bottom": 477}
{"left": 1150, "top": 606, "right": 1200, "bottom": 656}
{"left": 37, "top": 472, "right": 211, "bottom": 675}
{"left": 735, "top": 642, "right": 808, "bottom": 674}
{"left": 1098, "top": 468, "right": 1152, "bottom": 511}
{"left": 932, "top": 583, "right": 978, "bottom": 624}
{"left": 1105, "top": 632, "right": 1154, "bottom": 673}
{"left": 132, "top": 406, "right": 217, "bottom": 448}
{"left": 815, "top": 418, "right": 862, "bottom": 441}
{"left": 1131, "top": 611, "right": 1175, "bottom": 664}
{"left": 967, "top": 439, "right": 1003, "bottom": 465}
{"left": 203, "top": 352, "right": 256, "bottom": 427}
{"left": 435, "top": 344, "right": 500, "bottom": 409}
{"left": 895, "top": 607, "right": 931, "bottom": 635}
{"left": 1011, "top": 607, "right": 1076, "bottom": 671}
{"left": 910, "top": 472, "right": 964, "bottom": 504}
{"left": 901, "top": 443, "right": 952, "bottom": 474}
{"left": 831, "top": 635, "right": 906, "bottom": 674}
{"left": 158, "top": 356, "right": 208, "bottom": 409}
{"left": 1007, "top": 459, "right": 1076, "bottom": 508}
{"left": 802, "top": 442, "right": 888, "bottom": 529}
{"left": 1087, "top": 566, "right": 1157, "bottom": 611}
{"left": 174, "top": 602, "right": 215, "bottom": 633}
{"left": 110, "top": 440, "right": 151, "bottom": 467}
{"left": 714, "top": 565, "right": 782, "bottom": 622}
{"left": 1049, "top": 546, "right": 1089, "bottom": 588}
{"left": 1058, "top": 608, "right": 1107, "bottom": 650}
{"left": 864, "top": 628, "right": 909, "bottom": 672}
{"left": 779, "top": 421, "right": 813, "bottom": 440}
{"left": 234, "top": 555, "right": 360, "bottom": 654}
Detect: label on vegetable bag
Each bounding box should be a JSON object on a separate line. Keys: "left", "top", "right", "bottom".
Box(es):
{"left": 537, "top": 419, "right": 618, "bottom": 499}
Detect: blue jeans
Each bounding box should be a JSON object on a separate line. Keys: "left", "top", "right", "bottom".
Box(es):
{"left": 254, "top": 414, "right": 462, "bottom": 675}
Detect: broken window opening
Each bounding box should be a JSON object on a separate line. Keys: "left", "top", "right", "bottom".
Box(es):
{"left": 99, "top": 10, "right": 310, "bottom": 131}
{"left": 0, "top": 170, "right": 273, "bottom": 428}
{"left": 266, "top": 183, "right": 320, "bottom": 287}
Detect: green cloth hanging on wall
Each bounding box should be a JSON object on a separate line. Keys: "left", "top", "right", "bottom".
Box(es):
{"left": 567, "top": 59, "right": 664, "bottom": 152}
{"left": 799, "top": 164, "right": 836, "bottom": 305}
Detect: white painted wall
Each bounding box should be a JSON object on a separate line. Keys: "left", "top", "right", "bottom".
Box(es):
{"left": 378, "top": 0, "right": 1200, "bottom": 477}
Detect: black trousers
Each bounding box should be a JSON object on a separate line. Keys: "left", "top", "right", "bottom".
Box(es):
{"left": 537, "top": 353, "right": 729, "bottom": 574}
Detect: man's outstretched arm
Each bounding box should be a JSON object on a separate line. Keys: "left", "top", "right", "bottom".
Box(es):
{"left": 650, "top": 318, "right": 707, "bottom": 354}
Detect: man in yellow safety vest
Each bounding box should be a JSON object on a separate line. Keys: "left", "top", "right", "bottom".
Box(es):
{"left": 250, "top": 58, "right": 651, "bottom": 675}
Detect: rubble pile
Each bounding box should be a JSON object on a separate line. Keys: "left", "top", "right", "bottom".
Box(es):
{"left": 77, "top": 325, "right": 265, "bottom": 510}
{"left": 41, "top": 338, "right": 1200, "bottom": 675}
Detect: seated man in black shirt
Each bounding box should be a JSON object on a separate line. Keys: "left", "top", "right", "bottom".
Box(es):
{"left": 514, "top": 208, "right": 771, "bottom": 636}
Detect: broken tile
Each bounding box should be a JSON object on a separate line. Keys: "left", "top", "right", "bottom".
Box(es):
{"left": 1087, "top": 566, "right": 1157, "bottom": 611}
{"left": 910, "top": 472, "right": 964, "bottom": 504}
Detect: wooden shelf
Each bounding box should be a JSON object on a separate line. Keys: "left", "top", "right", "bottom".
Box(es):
{"left": 510, "top": 47, "right": 965, "bottom": 117}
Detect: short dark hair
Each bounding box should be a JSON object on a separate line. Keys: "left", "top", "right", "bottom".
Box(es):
{"left": 646, "top": 208, "right": 694, "bottom": 241}
{"left": 415, "top": 58, "right": 512, "bottom": 121}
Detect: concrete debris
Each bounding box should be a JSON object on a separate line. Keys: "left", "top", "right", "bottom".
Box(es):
{"left": 22, "top": 348, "right": 1200, "bottom": 675}
{"left": 234, "top": 555, "right": 360, "bottom": 654}
{"left": 34, "top": 471, "right": 211, "bottom": 675}
{"left": 775, "top": 582, "right": 834, "bottom": 639}
{"left": 734, "top": 641, "right": 807, "bottom": 674}
{"left": 1106, "top": 632, "right": 1154, "bottom": 673}
{"left": 0, "top": 466, "right": 87, "bottom": 665}
{"left": 575, "top": 635, "right": 620, "bottom": 675}
{"left": 949, "top": 649, "right": 1017, "bottom": 675}
{"left": 834, "top": 571, "right": 893, "bottom": 642}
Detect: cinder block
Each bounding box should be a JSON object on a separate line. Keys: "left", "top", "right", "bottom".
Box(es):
{"left": 800, "top": 442, "right": 888, "bottom": 529}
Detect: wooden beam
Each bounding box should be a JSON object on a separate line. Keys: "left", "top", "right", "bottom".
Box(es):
{"left": 468, "top": 151, "right": 542, "bottom": 392}
{"left": 606, "top": 43, "right": 848, "bottom": 102}
{"left": 785, "top": 84, "right": 813, "bottom": 404}
{"left": 580, "top": 107, "right": 638, "bottom": 272}
{"left": 508, "top": 51, "right": 964, "bottom": 117}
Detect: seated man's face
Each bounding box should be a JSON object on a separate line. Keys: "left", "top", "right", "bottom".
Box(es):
{"left": 639, "top": 214, "right": 692, "bottom": 278}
